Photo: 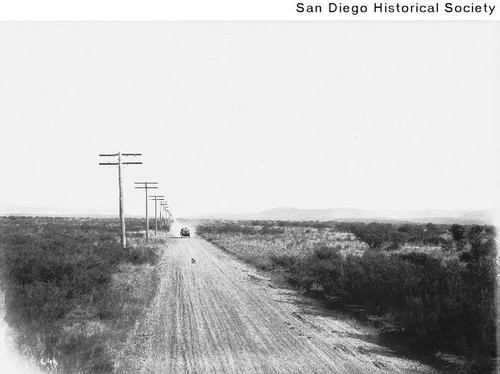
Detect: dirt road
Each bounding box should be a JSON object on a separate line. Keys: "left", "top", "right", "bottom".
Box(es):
{"left": 116, "top": 228, "right": 439, "bottom": 373}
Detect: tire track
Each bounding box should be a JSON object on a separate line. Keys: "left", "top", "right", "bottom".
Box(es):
{"left": 116, "top": 235, "right": 440, "bottom": 374}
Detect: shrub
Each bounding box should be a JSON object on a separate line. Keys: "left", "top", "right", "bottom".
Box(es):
{"left": 451, "top": 224, "right": 466, "bottom": 241}
{"left": 269, "top": 227, "right": 497, "bottom": 359}
{"left": 196, "top": 222, "right": 257, "bottom": 235}
{"left": 306, "top": 247, "right": 345, "bottom": 295}
{"left": 197, "top": 219, "right": 497, "bottom": 362}
{"left": 126, "top": 245, "right": 159, "bottom": 265}
{"left": 349, "top": 223, "right": 393, "bottom": 248}
{"left": 0, "top": 216, "right": 163, "bottom": 373}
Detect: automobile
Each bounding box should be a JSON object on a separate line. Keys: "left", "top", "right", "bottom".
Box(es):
{"left": 180, "top": 227, "right": 190, "bottom": 238}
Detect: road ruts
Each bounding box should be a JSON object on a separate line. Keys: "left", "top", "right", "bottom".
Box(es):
{"left": 115, "top": 230, "right": 439, "bottom": 374}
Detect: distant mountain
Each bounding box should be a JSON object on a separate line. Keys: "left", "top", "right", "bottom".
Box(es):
{"left": 0, "top": 205, "right": 118, "bottom": 218}
{"left": 2, "top": 205, "right": 495, "bottom": 225}
{"left": 190, "top": 207, "right": 495, "bottom": 225}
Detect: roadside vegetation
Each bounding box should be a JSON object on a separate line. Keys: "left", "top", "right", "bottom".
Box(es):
{"left": 0, "top": 216, "right": 169, "bottom": 373}
{"left": 197, "top": 220, "right": 497, "bottom": 372}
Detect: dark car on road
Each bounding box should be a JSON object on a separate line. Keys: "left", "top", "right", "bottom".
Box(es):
{"left": 180, "top": 227, "right": 190, "bottom": 238}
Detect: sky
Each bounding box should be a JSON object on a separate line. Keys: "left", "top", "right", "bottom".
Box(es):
{"left": 0, "top": 22, "right": 499, "bottom": 217}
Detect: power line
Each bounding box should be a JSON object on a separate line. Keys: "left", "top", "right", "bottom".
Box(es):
{"left": 160, "top": 201, "right": 169, "bottom": 228}
{"left": 99, "top": 152, "right": 142, "bottom": 248}
{"left": 149, "top": 195, "right": 164, "bottom": 235}
{"left": 134, "top": 182, "right": 158, "bottom": 241}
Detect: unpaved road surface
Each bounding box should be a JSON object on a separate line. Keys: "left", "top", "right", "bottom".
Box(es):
{"left": 116, "top": 230, "right": 439, "bottom": 374}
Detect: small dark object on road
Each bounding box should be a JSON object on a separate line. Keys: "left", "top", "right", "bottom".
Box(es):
{"left": 180, "top": 227, "right": 190, "bottom": 238}
{"left": 191, "top": 258, "right": 196, "bottom": 264}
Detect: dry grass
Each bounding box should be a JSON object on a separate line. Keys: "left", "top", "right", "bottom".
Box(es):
{"left": 201, "top": 226, "right": 368, "bottom": 268}
{"left": 198, "top": 220, "right": 498, "bottom": 370}
{"left": 0, "top": 217, "right": 166, "bottom": 374}
{"left": 57, "top": 237, "right": 163, "bottom": 373}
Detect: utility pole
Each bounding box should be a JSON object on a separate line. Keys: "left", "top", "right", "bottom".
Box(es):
{"left": 149, "top": 195, "right": 164, "bottom": 235}
{"left": 99, "top": 152, "right": 142, "bottom": 249}
{"left": 134, "top": 182, "right": 158, "bottom": 241}
{"left": 161, "top": 201, "right": 169, "bottom": 227}
{"left": 159, "top": 200, "right": 168, "bottom": 228}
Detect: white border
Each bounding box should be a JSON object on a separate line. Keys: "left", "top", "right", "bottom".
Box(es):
{"left": 0, "top": 0, "right": 499, "bottom": 21}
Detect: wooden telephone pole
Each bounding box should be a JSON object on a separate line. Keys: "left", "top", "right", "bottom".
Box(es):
{"left": 149, "top": 195, "right": 164, "bottom": 235}
{"left": 134, "top": 182, "right": 158, "bottom": 241}
{"left": 161, "top": 201, "right": 169, "bottom": 228}
{"left": 99, "top": 152, "right": 142, "bottom": 248}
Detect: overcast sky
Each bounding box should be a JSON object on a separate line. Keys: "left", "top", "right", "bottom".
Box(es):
{"left": 0, "top": 22, "right": 499, "bottom": 217}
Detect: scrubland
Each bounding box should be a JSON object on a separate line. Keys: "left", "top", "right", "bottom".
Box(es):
{"left": 0, "top": 216, "right": 168, "bottom": 373}
{"left": 197, "top": 220, "right": 497, "bottom": 372}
